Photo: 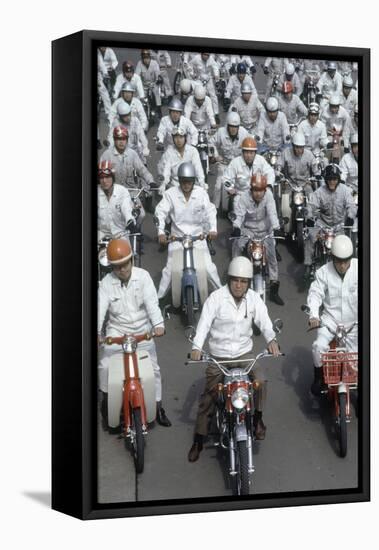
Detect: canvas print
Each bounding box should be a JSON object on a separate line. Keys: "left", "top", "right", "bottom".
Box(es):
{"left": 96, "top": 45, "right": 359, "bottom": 504}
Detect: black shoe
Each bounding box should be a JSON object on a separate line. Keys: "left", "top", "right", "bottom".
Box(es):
{"left": 156, "top": 404, "right": 171, "bottom": 427}
{"left": 311, "top": 366, "right": 328, "bottom": 396}
{"left": 269, "top": 281, "right": 284, "bottom": 306}
{"left": 188, "top": 434, "right": 204, "bottom": 462}
{"left": 253, "top": 412, "right": 266, "bottom": 440}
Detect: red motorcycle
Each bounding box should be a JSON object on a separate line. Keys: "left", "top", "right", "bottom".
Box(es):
{"left": 101, "top": 332, "right": 157, "bottom": 473}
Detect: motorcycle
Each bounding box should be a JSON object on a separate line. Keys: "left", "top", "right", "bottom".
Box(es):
{"left": 216, "top": 61, "right": 228, "bottom": 102}
{"left": 196, "top": 129, "right": 215, "bottom": 182}
{"left": 302, "top": 69, "right": 321, "bottom": 107}
{"left": 309, "top": 221, "right": 350, "bottom": 278}
{"left": 185, "top": 320, "right": 283, "bottom": 495}
{"left": 100, "top": 332, "right": 157, "bottom": 473}
{"left": 302, "top": 306, "right": 358, "bottom": 458}
{"left": 269, "top": 72, "right": 281, "bottom": 98}
{"left": 142, "top": 82, "right": 160, "bottom": 127}
{"left": 173, "top": 52, "right": 192, "bottom": 95}
{"left": 327, "top": 123, "right": 344, "bottom": 164}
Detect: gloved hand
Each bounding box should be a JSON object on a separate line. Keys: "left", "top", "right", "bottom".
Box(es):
{"left": 273, "top": 228, "right": 282, "bottom": 237}
{"left": 344, "top": 147, "right": 350, "bottom": 154}
{"left": 156, "top": 142, "right": 164, "bottom": 151}
{"left": 306, "top": 218, "right": 315, "bottom": 227}
{"left": 231, "top": 226, "right": 241, "bottom": 238}
{"left": 326, "top": 142, "right": 333, "bottom": 149}
{"left": 263, "top": 66, "right": 269, "bottom": 75}
{"left": 345, "top": 217, "right": 355, "bottom": 227}
{"left": 250, "top": 65, "right": 257, "bottom": 75}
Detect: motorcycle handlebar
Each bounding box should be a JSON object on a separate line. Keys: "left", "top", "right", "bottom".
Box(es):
{"left": 101, "top": 332, "right": 153, "bottom": 345}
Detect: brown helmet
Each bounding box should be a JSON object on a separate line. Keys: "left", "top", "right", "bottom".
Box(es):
{"left": 282, "top": 81, "right": 293, "bottom": 94}
{"left": 141, "top": 49, "right": 151, "bottom": 57}
{"left": 98, "top": 160, "right": 114, "bottom": 178}
{"left": 113, "top": 125, "right": 128, "bottom": 139}
{"left": 122, "top": 60, "right": 134, "bottom": 73}
{"left": 241, "top": 137, "right": 257, "bottom": 151}
{"left": 107, "top": 239, "right": 133, "bottom": 265}
{"left": 251, "top": 172, "right": 267, "bottom": 191}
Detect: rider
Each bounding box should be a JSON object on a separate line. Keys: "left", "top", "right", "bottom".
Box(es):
{"left": 306, "top": 235, "right": 357, "bottom": 395}
{"left": 184, "top": 84, "right": 217, "bottom": 131}
{"left": 189, "top": 52, "right": 221, "bottom": 124}
{"left": 320, "top": 94, "right": 352, "bottom": 152}
{"left": 303, "top": 163, "right": 357, "bottom": 280}
{"left": 187, "top": 256, "right": 281, "bottom": 462}
{"left": 107, "top": 102, "right": 149, "bottom": 161}
{"left": 317, "top": 61, "right": 343, "bottom": 100}
{"left": 97, "top": 160, "right": 134, "bottom": 242}
{"left": 232, "top": 173, "right": 285, "bottom": 305}
{"left": 298, "top": 102, "right": 328, "bottom": 153}
{"left": 135, "top": 49, "right": 163, "bottom": 119}
{"left": 98, "top": 239, "right": 172, "bottom": 427}
{"left": 209, "top": 111, "right": 249, "bottom": 210}
{"left": 155, "top": 161, "right": 221, "bottom": 301}
{"left": 278, "top": 81, "right": 308, "bottom": 125}
{"left": 150, "top": 49, "right": 173, "bottom": 102}
{"left": 113, "top": 60, "right": 145, "bottom": 100}
{"left": 229, "top": 81, "right": 265, "bottom": 133}
{"left": 156, "top": 98, "right": 198, "bottom": 150}
{"left": 256, "top": 97, "right": 291, "bottom": 150}
{"left": 340, "top": 75, "right": 358, "bottom": 119}
{"left": 224, "top": 62, "right": 258, "bottom": 109}
{"left": 279, "top": 131, "right": 316, "bottom": 196}
{"left": 340, "top": 133, "right": 358, "bottom": 190}
{"left": 263, "top": 56, "right": 289, "bottom": 100}
{"left": 277, "top": 63, "right": 302, "bottom": 97}
{"left": 158, "top": 127, "right": 206, "bottom": 194}
{"left": 111, "top": 81, "right": 148, "bottom": 133}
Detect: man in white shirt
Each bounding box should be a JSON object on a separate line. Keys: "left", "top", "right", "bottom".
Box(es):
{"left": 156, "top": 98, "right": 198, "bottom": 150}
{"left": 306, "top": 235, "right": 357, "bottom": 395}
{"left": 188, "top": 256, "right": 281, "bottom": 462}
{"left": 298, "top": 102, "right": 328, "bottom": 153}
{"left": 155, "top": 162, "right": 221, "bottom": 300}
{"left": 113, "top": 60, "right": 145, "bottom": 100}
{"left": 98, "top": 239, "right": 171, "bottom": 427}
{"left": 184, "top": 84, "right": 217, "bottom": 131}
{"left": 110, "top": 81, "right": 148, "bottom": 133}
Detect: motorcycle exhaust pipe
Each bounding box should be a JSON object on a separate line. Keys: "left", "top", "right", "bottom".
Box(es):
{"left": 229, "top": 436, "right": 237, "bottom": 476}
{"left": 247, "top": 435, "right": 255, "bottom": 474}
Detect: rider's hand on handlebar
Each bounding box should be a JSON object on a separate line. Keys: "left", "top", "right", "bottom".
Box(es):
{"left": 208, "top": 231, "right": 218, "bottom": 241}
{"left": 306, "top": 218, "right": 315, "bottom": 227}
{"left": 308, "top": 317, "right": 320, "bottom": 329}
{"left": 158, "top": 234, "right": 168, "bottom": 246}
{"left": 267, "top": 339, "right": 281, "bottom": 357}
{"left": 153, "top": 326, "right": 165, "bottom": 337}
{"left": 231, "top": 226, "right": 241, "bottom": 238}
{"left": 345, "top": 217, "right": 355, "bottom": 227}
{"left": 191, "top": 349, "right": 202, "bottom": 361}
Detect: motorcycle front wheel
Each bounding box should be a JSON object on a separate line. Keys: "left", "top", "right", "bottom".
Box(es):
{"left": 337, "top": 393, "right": 347, "bottom": 458}
{"left": 185, "top": 285, "right": 195, "bottom": 327}
{"left": 130, "top": 407, "right": 145, "bottom": 473}
{"left": 173, "top": 71, "right": 182, "bottom": 95}
{"left": 253, "top": 273, "right": 265, "bottom": 303}
{"left": 296, "top": 220, "right": 305, "bottom": 261}
{"left": 231, "top": 441, "right": 250, "bottom": 496}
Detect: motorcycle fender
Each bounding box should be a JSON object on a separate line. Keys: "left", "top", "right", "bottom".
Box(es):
{"left": 171, "top": 248, "right": 208, "bottom": 308}
{"left": 338, "top": 383, "right": 347, "bottom": 394}
{"left": 235, "top": 422, "right": 248, "bottom": 442}
{"left": 281, "top": 192, "right": 291, "bottom": 233}
{"left": 136, "top": 350, "right": 156, "bottom": 423}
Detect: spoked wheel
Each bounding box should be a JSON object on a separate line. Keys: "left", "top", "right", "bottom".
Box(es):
{"left": 232, "top": 441, "right": 250, "bottom": 495}
{"left": 296, "top": 220, "right": 305, "bottom": 261}
{"left": 173, "top": 71, "right": 182, "bottom": 95}
{"left": 185, "top": 285, "right": 195, "bottom": 327}
{"left": 129, "top": 407, "right": 145, "bottom": 474}
{"left": 338, "top": 393, "right": 347, "bottom": 458}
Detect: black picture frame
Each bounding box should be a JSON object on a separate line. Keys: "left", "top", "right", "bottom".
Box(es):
{"left": 52, "top": 29, "right": 370, "bottom": 520}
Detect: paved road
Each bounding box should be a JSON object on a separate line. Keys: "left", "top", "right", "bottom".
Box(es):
{"left": 97, "top": 48, "right": 358, "bottom": 504}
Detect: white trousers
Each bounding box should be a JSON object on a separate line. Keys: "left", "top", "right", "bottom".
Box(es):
{"left": 98, "top": 338, "right": 162, "bottom": 401}
{"left": 157, "top": 240, "right": 221, "bottom": 299}
{"left": 312, "top": 325, "right": 358, "bottom": 368}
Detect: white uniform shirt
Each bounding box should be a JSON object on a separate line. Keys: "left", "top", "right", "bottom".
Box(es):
{"left": 99, "top": 48, "right": 118, "bottom": 71}
{"left": 317, "top": 71, "right": 343, "bottom": 98}
{"left": 107, "top": 116, "right": 149, "bottom": 155}
{"left": 189, "top": 54, "right": 220, "bottom": 80}
{"left": 98, "top": 184, "right": 134, "bottom": 239}
{"left": 209, "top": 126, "right": 249, "bottom": 163}
{"left": 184, "top": 95, "right": 216, "bottom": 129}
{"left": 100, "top": 146, "right": 154, "bottom": 189}
{"left": 307, "top": 259, "right": 358, "bottom": 331}
{"left": 340, "top": 152, "right": 358, "bottom": 188}
{"left": 224, "top": 74, "right": 257, "bottom": 101}
{"left": 192, "top": 285, "right": 276, "bottom": 358}
{"left": 151, "top": 50, "right": 172, "bottom": 68}
{"left": 156, "top": 115, "right": 198, "bottom": 148}
{"left": 110, "top": 97, "right": 148, "bottom": 133}
{"left": 160, "top": 144, "right": 205, "bottom": 190}
{"left": 341, "top": 89, "right": 358, "bottom": 119}
{"left": 278, "top": 94, "right": 308, "bottom": 125}
{"left": 256, "top": 111, "right": 290, "bottom": 149}
{"left": 113, "top": 73, "right": 145, "bottom": 100}
{"left": 230, "top": 95, "right": 265, "bottom": 130}
{"left": 135, "top": 59, "right": 161, "bottom": 89}
{"left": 155, "top": 186, "right": 217, "bottom": 237}
{"left": 298, "top": 118, "right": 328, "bottom": 151}
{"left": 98, "top": 268, "right": 164, "bottom": 336}
{"left": 223, "top": 154, "right": 275, "bottom": 191}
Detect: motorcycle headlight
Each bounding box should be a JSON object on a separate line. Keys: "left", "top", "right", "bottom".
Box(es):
{"left": 183, "top": 237, "right": 193, "bottom": 249}
{"left": 354, "top": 194, "right": 358, "bottom": 206}
{"left": 231, "top": 388, "right": 249, "bottom": 410}
{"left": 270, "top": 155, "right": 277, "bottom": 166}
{"left": 325, "top": 237, "right": 333, "bottom": 250}
{"left": 293, "top": 192, "right": 305, "bottom": 205}
{"left": 252, "top": 250, "right": 263, "bottom": 261}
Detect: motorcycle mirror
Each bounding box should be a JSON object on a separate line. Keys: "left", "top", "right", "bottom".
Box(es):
{"left": 301, "top": 304, "right": 310, "bottom": 313}
{"left": 273, "top": 319, "right": 283, "bottom": 333}
{"left": 184, "top": 325, "right": 196, "bottom": 340}
{"left": 228, "top": 211, "right": 237, "bottom": 222}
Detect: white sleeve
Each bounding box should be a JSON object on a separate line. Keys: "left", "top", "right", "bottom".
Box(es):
{"left": 252, "top": 294, "right": 276, "bottom": 343}
{"left": 307, "top": 269, "right": 326, "bottom": 319}
{"left": 191, "top": 148, "right": 206, "bottom": 188}
{"left": 109, "top": 49, "right": 118, "bottom": 70}
{"left": 143, "top": 272, "right": 164, "bottom": 328}
{"left": 192, "top": 293, "right": 216, "bottom": 351}
{"left": 154, "top": 192, "right": 172, "bottom": 234}
{"left": 98, "top": 281, "right": 111, "bottom": 333}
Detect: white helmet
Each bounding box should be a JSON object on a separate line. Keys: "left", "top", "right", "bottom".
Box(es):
{"left": 343, "top": 75, "right": 354, "bottom": 88}
{"left": 180, "top": 78, "right": 192, "bottom": 94}
{"left": 285, "top": 63, "right": 295, "bottom": 75}
{"left": 350, "top": 133, "right": 358, "bottom": 145}
{"left": 331, "top": 235, "right": 353, "bottom": 259}
{"left": 227, "top": 256, "right": 253, "bottom": 279}
{"left": 292, "top": 132, "right": 306, "bottom": 147}
{"left": 266, "top": 97, "right": 279, "bottom": 111}
{"left": 117, "top": 102, "right": 131, "bottom": 116}
{"left": 241, "top": 81, "right": 253, "bottom": 94}
{"left": 194, "top": 85, "right": 206, "bottom": 100}
{"left": 226, "top": 112, "right": 241, "bottom": 126}
{"left": 327, "top": 61, "right": 337, "bottom": 71}
{"left": 329, "top": 94, "right": 341, "bottom": 106}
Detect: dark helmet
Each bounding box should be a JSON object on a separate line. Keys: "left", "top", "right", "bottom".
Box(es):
{"left": 236, "top": 62, "right": 247, "bottom": 74}
{"left": 122, "top": 61, "right": 134, "bottom": 73}
{"left": 324, "top": 163, "right": 341, "bottom": 181}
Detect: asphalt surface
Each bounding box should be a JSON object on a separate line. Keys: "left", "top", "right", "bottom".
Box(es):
{"left": 97, "top": 48, "right": 358, "bottom": 504}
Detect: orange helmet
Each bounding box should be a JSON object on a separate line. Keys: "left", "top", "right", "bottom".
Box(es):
{"left": 98, "top": 160, "right": 114, "bottom": 178}
{"left": 241, "top": 137, "right": 257, "bottom": 151}
{"left": 251, "top": 172, "right": 267, "bottom": 191}
{"left": 113, "top": 125, "right": 128, "bottom": 139}
{"left": 107, "top": 239, "right": 133, "bottom": 265}
{"left": 282, "top": 81, "right": 293, "bottom": 94}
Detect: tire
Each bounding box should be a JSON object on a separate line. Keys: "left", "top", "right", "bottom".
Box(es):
{"left": 296, "top": 220, "right": 305, "bottom": 261}
{"left": 131, "top": 408, "right": 145, "bottom": 474}
{"left": 351, "top": 231, "right": 358, "bottom": 258}
{"left": 173, "top": 71, "right": 182, "bottom": 95}
{"left": 338, "top": 393, "right": 347, "bottom": 458}
{"left": 185, "top": 285, "right": 195, "bottom": 327}
{"left": 237, "top": 441, "right": 250, "bottom": 495}
{"left": 253, "top": 273, "right": 265, "bottom": 302}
